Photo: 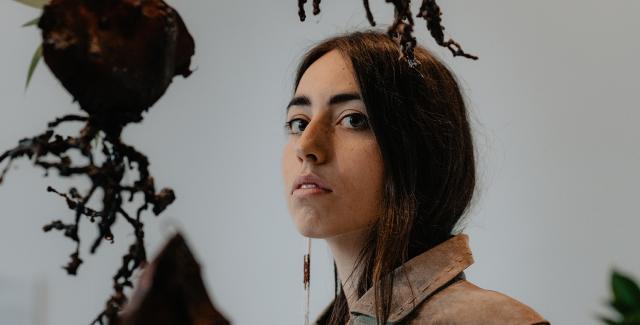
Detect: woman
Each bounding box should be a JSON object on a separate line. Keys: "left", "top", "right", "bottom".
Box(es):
{"left": 281, "top": 31, "right": 549, "bottom": 325}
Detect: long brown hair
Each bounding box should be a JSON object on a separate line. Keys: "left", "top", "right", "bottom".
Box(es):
{"left": 293, "top": 31, "right": 476, "bottom": 325}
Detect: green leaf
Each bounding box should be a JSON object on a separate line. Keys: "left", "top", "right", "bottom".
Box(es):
{"left": 22, "top": 17, "right": 40, "bottom": 28}
{"left": 612, "top": 300, "right": 635, "bottom": 315}
{"left": 25, "top": 44, "right": 42, "bottom": 90}
{"left": 623, "top": 312, "right": 640, "bottom": 325}
{"left": 13, "top": 0, "right": 48, "bottom": 9}
{"left": 612, "top": 270, "right": 640, "bottom": 312}
{"left": 599, "top": 315, "right": 621, "bottom": 325}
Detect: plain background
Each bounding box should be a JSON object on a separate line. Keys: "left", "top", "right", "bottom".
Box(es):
{"left": 1, "top": 1, "right": 639, "bottom": 324}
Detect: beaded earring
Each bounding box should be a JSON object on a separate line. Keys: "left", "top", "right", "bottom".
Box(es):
{"left": 304, "top": 237, "right": 311, "bottom": 325}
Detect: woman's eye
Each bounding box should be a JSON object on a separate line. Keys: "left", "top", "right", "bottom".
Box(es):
{"left": 340, "top": 113, "right": 369, "bottom": 130}
{"left": 285, "top": 118, "right": 308, "bottom": 134}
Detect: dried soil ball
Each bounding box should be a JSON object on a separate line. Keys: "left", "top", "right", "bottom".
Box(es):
{"left": 38, "top": 0, "right": 195, "bottom": 135}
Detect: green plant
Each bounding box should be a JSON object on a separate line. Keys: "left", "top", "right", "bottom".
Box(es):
{"left": 601, "top": 270, "right": 640, "bottom": 325}
{"left": 14, "top": 0, "right": 48, "bottom": 88}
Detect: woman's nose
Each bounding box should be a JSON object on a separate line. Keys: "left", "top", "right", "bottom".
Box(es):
{"left": 295, "top": 119, "right": 330, "bottom": 165}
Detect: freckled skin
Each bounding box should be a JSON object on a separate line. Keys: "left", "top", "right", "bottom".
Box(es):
{"left": 281, "top": 50, "right": 384, "bottom": 239}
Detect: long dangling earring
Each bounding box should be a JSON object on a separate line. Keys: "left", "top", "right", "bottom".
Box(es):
{"left": 304, "top": 237, "right": 311, "bottom": 325}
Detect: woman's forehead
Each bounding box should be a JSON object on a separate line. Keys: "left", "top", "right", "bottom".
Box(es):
{"left": 295, "top": 50, "right": 359, "bottom": 97}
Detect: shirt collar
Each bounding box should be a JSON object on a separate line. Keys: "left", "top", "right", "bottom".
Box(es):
{"left": 348, "top": 233, "right": 474, "bottom": 324}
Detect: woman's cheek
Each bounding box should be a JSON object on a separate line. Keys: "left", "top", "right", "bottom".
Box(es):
{"left": 281, "top": 142, "right": 297, "bottom": 196}
{"left": 359, "top": 142, "right": 384, "bottom": 223}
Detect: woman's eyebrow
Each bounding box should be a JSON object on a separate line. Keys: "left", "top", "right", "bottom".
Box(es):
{"left": 287, "top": 96, "right": 311, "bottom": 111}
{"left": 286, "top": 92, "right": 362, "bottom": 112}
{"left": 329, "top": 92, "right": 362, "bottom": 105}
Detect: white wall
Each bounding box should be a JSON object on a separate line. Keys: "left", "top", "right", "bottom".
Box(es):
{"left": 1, "top": 1, "right": 638, "bottom": 324}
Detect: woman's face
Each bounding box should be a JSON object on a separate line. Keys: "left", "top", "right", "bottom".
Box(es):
{"left": 281, "top": 50, "right": 384, "bottom": 239}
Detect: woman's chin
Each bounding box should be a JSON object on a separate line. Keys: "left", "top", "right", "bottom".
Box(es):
{"left": 293, "top": 216, "right": 332, "bottom": 239}
{"left": 295, "top": 223, "right": 329, "bottom": 239}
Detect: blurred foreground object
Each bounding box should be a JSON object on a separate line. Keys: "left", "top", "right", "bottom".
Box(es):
{"left": 114, "top": 233, "right": 230, "bottom": 325}
{"left": 600, "top": 270, "right": 640, "bottom": 324}
{"left": 39, "top": 0, "right": 195, "bottom": 135}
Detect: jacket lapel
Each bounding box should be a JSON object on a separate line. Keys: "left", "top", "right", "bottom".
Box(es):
{"left": 349, "top": 234, "right": 474, "bottom": 324}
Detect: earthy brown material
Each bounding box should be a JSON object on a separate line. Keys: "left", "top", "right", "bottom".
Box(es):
{"left": 1, "top": 1, "right": 195, "bottom": 324}
{"left": 114, "top": 233, "right": 230, "bottom": 325}
{"left": 314, "top": 234, "right": 550, "bottom": 325}
{"left": 296, "top": 0, "right": 477, "bottom": 65}
{"left": 39, "top": 0, "right": 195, "bottom": 136}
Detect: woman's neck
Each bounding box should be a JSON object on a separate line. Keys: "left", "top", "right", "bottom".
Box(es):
{"left": 324, "top": 227, "right": 371, "bottom": 309}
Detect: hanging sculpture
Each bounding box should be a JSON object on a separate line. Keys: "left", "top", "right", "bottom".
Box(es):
{"left": 1, "top": 0, "right": 194, "bottom": 323}
{"left": 297, "top": 0, "right": 478, "bottom": 66}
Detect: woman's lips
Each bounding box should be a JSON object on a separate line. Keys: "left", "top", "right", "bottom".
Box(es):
{"left": 291, "top": 173, "right": 333, "bottom": 196}
{"left": 292, "top": 186, "right": 332, "bottom": 197}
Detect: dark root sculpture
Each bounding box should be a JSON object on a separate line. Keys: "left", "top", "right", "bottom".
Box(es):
{"left": 0, "top": 0, "right": 194, "bottom": 324}
{"left": 297, "top": 0, "right": 478, "bottom": 65}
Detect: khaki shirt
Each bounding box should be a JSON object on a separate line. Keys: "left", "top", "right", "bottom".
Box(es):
{"left": 314, "top": 234, "right": 550, "bottom": 325}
